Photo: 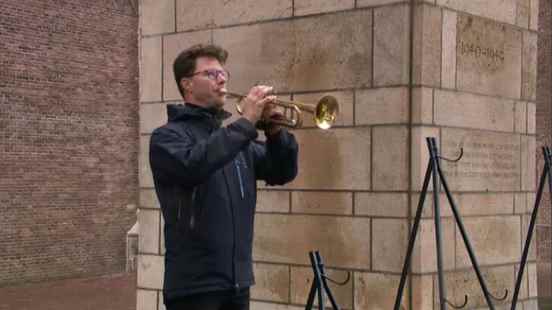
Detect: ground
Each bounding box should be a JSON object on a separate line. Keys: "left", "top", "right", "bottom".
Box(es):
{"left": 0, "top": 273, "right": 135, "bottom": 310}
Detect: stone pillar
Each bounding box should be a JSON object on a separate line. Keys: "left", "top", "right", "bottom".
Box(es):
{"left": 137, "top": 0, "right": 539, "bottom": 309}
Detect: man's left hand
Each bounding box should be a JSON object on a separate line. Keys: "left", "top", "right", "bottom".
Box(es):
{"left": 261, "top": 103, "right": 283, "bottom": 136}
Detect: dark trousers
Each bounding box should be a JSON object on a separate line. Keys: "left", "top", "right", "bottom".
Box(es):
{"left": 165, "top": 288, "right": 250, "bottom": 310}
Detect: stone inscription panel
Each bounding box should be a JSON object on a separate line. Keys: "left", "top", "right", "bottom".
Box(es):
{"left": 441, "top": 128, "right": 521, "bottom": 191}
{"left": 456, "top": 14, "right": 521, "bottom": 99}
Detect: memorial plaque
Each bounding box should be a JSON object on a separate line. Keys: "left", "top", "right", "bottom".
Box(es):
{"left": 456, "top": 14, "right": 522, "bottom": 99}
{"left": 441, "top": 128, "right": 521, "bottom": 191}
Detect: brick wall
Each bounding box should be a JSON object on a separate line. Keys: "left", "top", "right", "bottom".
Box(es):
{"left": 0, "top": 0, "right": 139, "bottom": 285}
{"left": 537, "top": 0, "right": 552, "bottom": 297}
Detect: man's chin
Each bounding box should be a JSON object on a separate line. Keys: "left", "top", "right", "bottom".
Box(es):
{"left": 207, "top": 99, "right": 225, "bottom": 110}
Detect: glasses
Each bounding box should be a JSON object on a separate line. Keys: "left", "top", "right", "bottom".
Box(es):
{"left": 189, "top": 69, "right": 230, "bottom": 81}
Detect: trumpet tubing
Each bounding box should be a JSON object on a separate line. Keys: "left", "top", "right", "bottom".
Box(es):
{"left": 223, "top": 91, "right": 339, "bottom": 130}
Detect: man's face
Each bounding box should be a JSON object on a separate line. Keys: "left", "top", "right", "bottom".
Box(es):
{"left": 182, "top": 56, "right": 228, "bottom": 108}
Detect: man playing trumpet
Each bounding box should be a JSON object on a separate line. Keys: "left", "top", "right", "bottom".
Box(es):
{"left": 149, "top": 44, "right": 298, "bottom": 310}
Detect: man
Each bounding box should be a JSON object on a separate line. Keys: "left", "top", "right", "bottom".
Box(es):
{"left": 149, "top": 44, "right": 298, "bottom": 310}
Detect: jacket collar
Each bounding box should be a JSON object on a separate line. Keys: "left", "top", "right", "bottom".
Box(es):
{"left": 166, "top": 103, "right": 232, "bottom": 128}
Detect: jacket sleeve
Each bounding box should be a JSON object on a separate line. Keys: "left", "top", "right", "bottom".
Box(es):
{"left": 252, "top": 129, "right": 299, "bottom": 185}
{"left": 149, "top": 117, "right": 258, "bottom": 187}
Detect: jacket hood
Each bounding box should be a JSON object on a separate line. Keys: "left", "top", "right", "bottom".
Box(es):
{"left": 167, "top": 103, "right": 233, "bottom": 124}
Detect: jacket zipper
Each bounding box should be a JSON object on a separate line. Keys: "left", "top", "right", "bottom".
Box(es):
{"left": 235, "top": 160, "right": 245, "bottom": 200}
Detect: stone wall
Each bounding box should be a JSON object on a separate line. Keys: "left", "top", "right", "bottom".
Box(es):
{"left": 138, "top": 0, "right": 539, "bottom": 309}
{"left": 0, "top": 0, "right": 139, "bottom": 285}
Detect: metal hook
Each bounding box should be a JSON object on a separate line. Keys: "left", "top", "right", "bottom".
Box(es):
{"left": 444, "top": 295, "right": 469, "bottom": 309}
{"left": 438, "top": 147, "right": 464, "bottom": 163}
{"left": 323, "top": 271, "right": 351, "bottom": 286}
{"left": 489, "top": 289, "right": 508, "bottom": 301}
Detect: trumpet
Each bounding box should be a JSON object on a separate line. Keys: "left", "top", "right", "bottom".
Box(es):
{"left": 223, "top": 91, "right": 339, "bottom": 130}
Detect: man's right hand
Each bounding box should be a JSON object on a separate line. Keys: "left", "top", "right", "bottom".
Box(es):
{"left": 241, "top": 85, "right": 275, "bottom": 124}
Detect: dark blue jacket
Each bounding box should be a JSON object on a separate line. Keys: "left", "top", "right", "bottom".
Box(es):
{"left": 149, "top": 103, "right": 298, "bottom": 302}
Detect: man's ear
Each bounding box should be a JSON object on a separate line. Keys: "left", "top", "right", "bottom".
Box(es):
{"left": 180, "top": 78, "right": 191, "bottom": 93}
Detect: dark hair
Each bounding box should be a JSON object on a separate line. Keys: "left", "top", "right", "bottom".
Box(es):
{"left": 173, "top": 44, "right": 228, "bottom": 98}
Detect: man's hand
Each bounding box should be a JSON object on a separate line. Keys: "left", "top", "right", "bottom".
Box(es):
{"left": 241, "top": 85, "right": 274, "bottom": 125}
{"left": 261, "top": 105, "right": 284, "bottom": 136}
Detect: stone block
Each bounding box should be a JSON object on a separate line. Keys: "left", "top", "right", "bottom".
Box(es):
{"left": 290, "top": 10, "right": 373, "bottom": 91}
{"left": 163, "top": 31, "right": 211, "bottom": 101}
{"left": 516, "top": 0, "right": 531, "bottom": 28}
{"left": 529, "top": 263, "right": 537, "bottom": 297}
{"left": 374, "top": 4, "right": 410, "bottom": 86}
{"left": 257, "top": 190, "right": 290, "bottom": 213}
{"left": 411, "top": 275, "right": 434, "bottom": 309}
{"left": 442, "top": 9, "right": 457, "bottom": 89}
{"left": 524, "top": 299, "right": 539, "bottom": 310}
{"left": 357, "top": 0, "right": 405, "bottom": 8}
{"left": 159, "top": 216, "right": 165, "bottom": 255}
{"left": 140, "top": 0, "right": 175, "bottom": 35}
{"left": 250, "top": 301, "right": 304, "bottom": 310}
{"left": 140, "top": 103, "right": 167, "bottom": 134}
{"left": 355, "top": 192, "right": 408, "bottom": 217}
{"left": 213, "top": 22, "right": 293, "bottom": 94}
{"left": 527, "top": 102, "right": 535, "bottom": 134}
{"left": 456, "top": 216, "right": 521, "bottom": 267}
{"left": 214, "top": 10, "right": 372, "bottom": 94}
{"left": 530, "top": 0, "right": 539, "bottom": 31}
{"left": 285, "top": 128, "right": 371, "bottom": 190}
{"left": 137, "top": 255, "right": 164, "bottom": 290}
{"left": 292, "top": 191, "right": 352, "bottom": 215}
{"left": 522, "top": 32, "right": 537, "bottom": 101}
{"left": 140, "top": 135, "right": 153, "bottom": 188}
{"left": 413, "top": 4, "right": 442, "bottom": 87}
{"left": 521, "top": 135, "right": 536, "bottom": 191}
{"left": 158, "top": 292, "right": 166, "bottom": 310}
{"left": 140, "top": 36, "right": 162, "bottom": 102}
{"left": 412, "top": 87, "right": 433, "bottom": 125}
{"left": 412, "top": 218, "right": 456, "bottom": 273}
{"left": 437, "top": 0, "right": 518, "bottom": 25}
{"left": 176, "top": 0, "right": 292, "bottom": 32}
{"left": 254, "top": 214, "right": 371, "bottom": 269}
{"left": 355, "top": 272, "right": 408, "bottom": 310}
{"left": 290, "top": 266, "right": 352, "bottom": 308}
{"left": 409, "top": 192, "right": 453, "bottom": 219}
{"left": 440, "top": 128, "right": 521, "bottom": 191}
{"left": 294, "top": 91, "right": 353, "bottom": 128}
{"left": 251, "top": 263, "right": 290, "bottom": 303}
{"left": 521, "top": 215, "right": 537, "bottom": 261}
{"left": 411, "top": 126, "right": 440, "bottom": 191}
{"left": 514, "top": 264, "right": 529, "bottom": 300}
{"left": 294, "top": 0, "right": 354, "bottom": 16}
{"left": 140, "top": 189, "right": 160, "bottom": 209}
{"left": 137, "top": 289, "right": 157, "bottom": 310}
{"left": 372, "top": 218, "right": 408, "bottom": 272}
{"left": 372, "top": 126, "right": 409, "bottom": 191}
{"left": 456, "top": 14, "right": 522, "bottom": 99}
{"left": 139, "top": 209, "right": 160, "bottom": 254}
{"left": 355, "top": 87, "right": 409, "bottom": 125}
{"left": 515, "top": 101, "right": 527, "bottom": 133}
{"left": 455, "top": 193, "right": 514, "bottom": 216}
{"left": 440, "top": 265, "right": 514, "bottom": 309}
{"left": 411, "top": 192, "right": 511, "bottom": 218}
{"left": 514, "top": 193, "right": 527, "bottom": 214}
{"left": 434, "top": 90, "right": 515, "bottom": 132}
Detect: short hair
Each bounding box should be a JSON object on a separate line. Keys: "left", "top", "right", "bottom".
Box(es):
{"left": 173, "top": 44, "right": 229, "bottom": 98}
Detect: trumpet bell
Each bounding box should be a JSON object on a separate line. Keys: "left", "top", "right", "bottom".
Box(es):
{"left": 315, "top": 96, "right": 339, "bottom": 130}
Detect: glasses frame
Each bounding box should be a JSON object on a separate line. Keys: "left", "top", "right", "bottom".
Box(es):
{"left": 188, "top": 69, "right": 230, "bottom": 81}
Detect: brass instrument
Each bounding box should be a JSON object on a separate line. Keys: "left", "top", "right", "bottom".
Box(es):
{"left": 223, "top": 91, "right": 339, "bottom": 129}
